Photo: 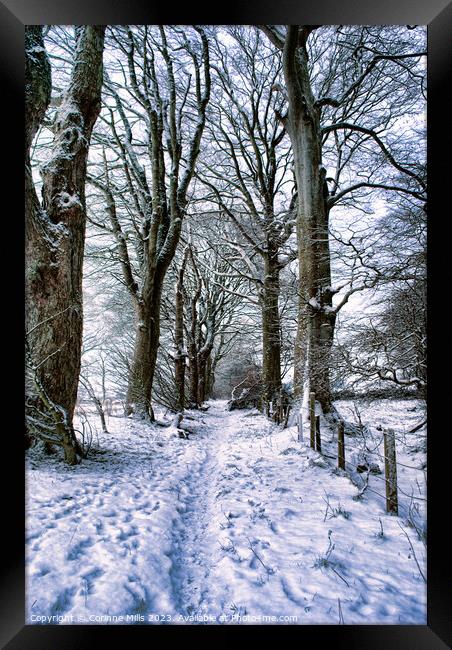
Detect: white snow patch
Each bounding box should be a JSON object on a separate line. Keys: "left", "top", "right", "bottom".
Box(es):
{"left": 57, "top": 192, "right": 82, "bottom": 209}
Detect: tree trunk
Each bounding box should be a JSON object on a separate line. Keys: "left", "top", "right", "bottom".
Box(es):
{"left": 126, "top": 286, "right": 162, "bottom": 418}
{"left": 205, "top": 353, "right": 213, "bottom": 399}
{"left": 25, "top": 26, "right": 105, "bottom": 461}
{"left": 188, "top": 329, "right": 199, "bottom": 408}
{"left": 119, "top": 29, "right": 210, "bottom": 419}
{"left": 187, "top": 273, "right": 202, "bottom": 408}
{"left": 25, "top": 26, "right": 52, "bottom": 450}
{"left": 198, "top": 357, "right": 207, "bottom": 405}
{"left": 198, "top": 344, "right": 214, "bottom": 405}
{"left": 283, "top": 26, "right": 333, "bottom": 412}
{"left": 208, "top": 350, "right": 219, "bottom": 398}
{"left": 261, "top": 254, "right": 282, "bottom": 407}
{"left": 174, "top": 252, "right": 188, "bottom": 412}
{"left": 315, "top": 201, "right": 336, "bottom": 413}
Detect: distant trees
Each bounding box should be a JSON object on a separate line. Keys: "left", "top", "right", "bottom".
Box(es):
{"left": 170, "top": 243, "right": 240, "bottom": 410}
{"left": 26, "top": 26, "right": 105, "bottom": 463}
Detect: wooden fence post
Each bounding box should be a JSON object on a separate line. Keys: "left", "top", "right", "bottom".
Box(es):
{"left": 338, "top": 420, "right": 345, "bottom": 470}
{"left": 384, "top": 428, "right": 398, "bottom": 515}
{"left": 309, "top": 392, "right": 316, "bottom": 449}
{"left": 283, "top": 404, "right": 291, "bottom": 429}
{"left": 297, "top": 412, "right": 303, "bottom": 441}
{"left": 315, "top": 415, "right": 322, "bottom": 453}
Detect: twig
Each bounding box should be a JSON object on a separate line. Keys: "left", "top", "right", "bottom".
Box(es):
{"left": 397, "top": 521, "right": 426, "bottom": 583}
{"left": 408, "top": 419, "right": 427, "bottom": 434}
{"left": 247, "top": 537, "right": 274, "bottom": 574}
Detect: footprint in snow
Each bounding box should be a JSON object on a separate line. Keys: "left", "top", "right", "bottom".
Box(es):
{"left": 49, "top": 587, "right": 76, "bottom": 616}
{"left": 67, "top": 537, "right": 94, "bottom": 561}
{"left": 247, "top": 499, "right": 261, "bottom": 506}
{"left": 280, "top": 578, "right": 305, "bottom": 606}
{"left": 32, "top": 564, "right": 51, "bottom": 577}
{"left": 53, "top": 505, "right": 76, "bottom": 520}
{"left": 117, "top": 525, "right": 138, "bottom": 541}
{"left": 80, "top": 567, "right": 105, "bottom": 594}
{"left": 279, "top": 447, "right": 300, "bottom": 456}
{"left": 102, "top": 510, "right": 117, "bottom": 518}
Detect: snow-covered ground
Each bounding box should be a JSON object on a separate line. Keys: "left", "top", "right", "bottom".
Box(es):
{"left": 26, "top": 399, "right": 426, "bottom": 625}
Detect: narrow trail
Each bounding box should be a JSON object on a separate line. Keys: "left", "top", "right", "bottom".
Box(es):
{"left": 167, "top": 401, "right": 230, "bottom": 616}
{"left": 26, "top": 399, "right": 427, "bottom": 625}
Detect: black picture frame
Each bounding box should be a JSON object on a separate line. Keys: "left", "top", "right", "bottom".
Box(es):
{"left": 3, "top": 0, "right": 451, "bottom": 646}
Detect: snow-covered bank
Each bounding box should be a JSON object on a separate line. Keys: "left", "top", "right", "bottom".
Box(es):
{"left": 26, "top": 400, "right": 426, "bottom": 625}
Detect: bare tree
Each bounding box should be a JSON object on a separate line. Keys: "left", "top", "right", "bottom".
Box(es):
{"left": 197, "top": 27, "right": 296, "bottom": 412}
{"left": 333, "top": 197, "right": 426, "bottom": 399}
{"left": 260, "top": 25, "right": 426, "bottom": 413}
{"left": 88, "top": 26, "right": 211, "bottom": 419}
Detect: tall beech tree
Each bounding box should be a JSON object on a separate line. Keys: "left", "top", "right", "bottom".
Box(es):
{"left": 260, "top": 25, "right": 426, "bottom": 413}
{"left": 25, "top": 26, "right": 105, "bottom": 463}
{"left": 89, "top": 26, "right": 211, "bottom": 418}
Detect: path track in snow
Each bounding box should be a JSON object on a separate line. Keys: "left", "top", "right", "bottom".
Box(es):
{"left": 167, "top": 401, "right": 233, "bottom": 616}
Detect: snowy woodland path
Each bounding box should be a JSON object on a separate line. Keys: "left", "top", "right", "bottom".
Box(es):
{"left": 26, "top": 400, "right": 426, "bottom": 625}
{"left": 167, "top": 403, "right": 226, "bottom": 615}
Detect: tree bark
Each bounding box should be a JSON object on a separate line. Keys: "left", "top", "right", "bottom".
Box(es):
{"left": 261, "top": 254, "right": 282, "bottom": 407}
{"left": 126, "top": 284, "right": 162, "bottom": 418}
{"left": 197, "top": 357, "right": 207, "bottom": 405}
{"left": 25, "top": 26, "right": 105, "bottom": 462}
{"left": 174, "top": 250, "right": 189, "bottom": 412}
{"left": 25, "top": 26, "right": 52, "bottom": 449}
{"left": 187, "top": 287, "right": 200, "bottom": 408}
{"left": 282, "top": 26, "right": 333, "bottom": 412}
{"left": 206, "top": 354, "right": 214, "bottom": 398}
{"left": 198, "top": 339, "right": 214, "bottom": 405}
